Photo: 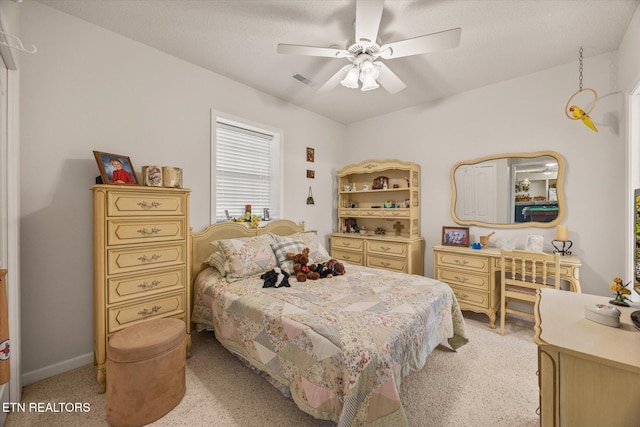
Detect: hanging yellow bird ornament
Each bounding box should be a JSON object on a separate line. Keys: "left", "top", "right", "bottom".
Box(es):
{"left": 565, "top": 48, "right": 598, "bottom": 133}
{"left": 569, "top": 105, "right": 598, "bottom": 132}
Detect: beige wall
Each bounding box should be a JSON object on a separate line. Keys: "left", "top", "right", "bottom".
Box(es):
{"left": 344, "top": 52, "right": 626, "bottom": 296}
{"left": 15, "top": 1, "right": 640, "bottom": 385}
{"left": 18, "top": 1, "right": 345, "bottom": 384}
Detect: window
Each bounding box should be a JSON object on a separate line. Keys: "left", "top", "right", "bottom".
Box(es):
{"left": 212, "top": 114, "right": 281, "bottom": 222}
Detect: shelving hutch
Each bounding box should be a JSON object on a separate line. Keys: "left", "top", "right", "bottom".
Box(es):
{"left": 331, "top": 159, "right": 424, "bottom": 275}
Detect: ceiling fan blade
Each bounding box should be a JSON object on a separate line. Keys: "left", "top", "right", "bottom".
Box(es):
{"left": 375, "top": 62, "right": 406, "bottom": 94}
{"left": 316, "top": 65, "right": 352, "bottom": 93}
{"left": 355, "top": 0, "right": 385, "bottom": 45}
{"left": 378, "top": 27, "right": 462, "bottom": 59}
{"left": 277, "top": 43, "right": 350, "bottom": 58}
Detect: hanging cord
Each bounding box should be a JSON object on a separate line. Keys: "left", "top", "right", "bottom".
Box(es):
{"left": 578, "top": 46, "right": 583, "bottom": 91}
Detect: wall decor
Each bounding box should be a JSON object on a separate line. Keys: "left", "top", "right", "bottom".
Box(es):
{"left": 442, "top": 226, "right": 469, "bottom": 247}
{"left": 306, "top": 147, "right": 315, "bottom": 162}
{"left": 306, "top": 186, "right": 315, "bottom": 205}
{"left": 306, "top": 169, "right": 315, "bottom": 179}
{"left": 141, "top": 165, "right": 163, "bottom": 187}
{"left": 93, "top": 151, "right": 138, "bottom": 185}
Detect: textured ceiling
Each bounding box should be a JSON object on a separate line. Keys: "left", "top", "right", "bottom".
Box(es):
{"left": 38, "top": 0, "right": 640, "bottom": 124}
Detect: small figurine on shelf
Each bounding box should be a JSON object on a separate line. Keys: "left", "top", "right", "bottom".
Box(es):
{"left": 609, "top": 277, "right": 631, "bottom": 307}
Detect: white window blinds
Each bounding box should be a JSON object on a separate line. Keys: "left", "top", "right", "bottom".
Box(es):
{"left": 215, "top": 121, "right": 278, "bottom": 222}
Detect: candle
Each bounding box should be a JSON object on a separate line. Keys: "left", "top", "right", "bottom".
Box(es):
{"left": 556, "top": 225, "right": 568, "bottom": 241}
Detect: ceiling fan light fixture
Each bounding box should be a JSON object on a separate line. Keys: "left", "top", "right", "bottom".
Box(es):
{"left": 360, "top": 61, "right": 380, "bottom": 91}
{"left": 340, "top": 65, "right": 360, "bottom": 89}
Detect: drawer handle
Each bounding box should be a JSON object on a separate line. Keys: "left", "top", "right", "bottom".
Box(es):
{"left": 138, "top": 305, "right": 161, "bottom": 318}
{"left": 380, "top": 246, "right": 391, "bottom": 252}
{"left": 343, "top": 255, "right": 352, "bottom": 260}
{"left": 137, "top": 227, "right": 161, "bottom": 236}
{"left": 454, "top": 259, "right": 469, "bottom": 265}
{"left": 342, "top": 242, "right": 352, "bottom": 247}
{"left": 138, "top": 280, "right": 161, "bottom": 289}
{"left": 137, "top": 201, "right": 162, "bottom": 209}
{"left": 455, "top": 292, "right": 470, "bottom": 300}
{"left": 390, "top": 212, "right": 400, "bottom": 216}
{"left": 365, "top": 211, "right": 376, "bottom": 216}
{"left": 453, "top": 275, "right": 469, "bottom": 283}
{"left": 137, "top": 254, "right": 162, "bottom": 263}
{"left": 380, "top": 261, "right": 391, "bottom": 267}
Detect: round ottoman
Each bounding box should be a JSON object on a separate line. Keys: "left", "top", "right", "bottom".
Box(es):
{"left": 106, "top": 318, "right": 186, "bottom": 427}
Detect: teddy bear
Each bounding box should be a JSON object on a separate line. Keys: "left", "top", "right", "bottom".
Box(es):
{"left": 260, "top": 267, "right": 290, "bottom": 288}
{"left": 286, "top": 247, "right": 319, "bottom": 282}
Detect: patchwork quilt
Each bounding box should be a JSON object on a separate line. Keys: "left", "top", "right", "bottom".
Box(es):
{"left": 193, "top": 264, "right": 468, "bottom": 427}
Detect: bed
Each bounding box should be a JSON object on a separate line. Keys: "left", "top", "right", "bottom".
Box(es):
{"left": 190, "top": 220, "right": 468, "bottom": 427}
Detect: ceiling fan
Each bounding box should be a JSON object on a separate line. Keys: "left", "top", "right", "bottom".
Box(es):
{"left": 277, "top": 0, "right": 462, "bottom": 94}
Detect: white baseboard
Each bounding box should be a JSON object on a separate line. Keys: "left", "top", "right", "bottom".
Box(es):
{"left": 21, "top": 352, "right": 93, "bottom": 387}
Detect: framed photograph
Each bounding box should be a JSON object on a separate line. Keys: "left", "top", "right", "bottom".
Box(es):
{"left": 93, "top": 151, "right": 138, "bottom": 185}
{"left": 306, "top": 169, "right": 315, "bottom": 179}
{"left": 306, "top": 147, "right": 315, "bottom": 162}
{"left": 372, "top": 176, "right": 389, "bottom": 189}
{"left": 442, "top": 226, "right": 470, "bottom": 247}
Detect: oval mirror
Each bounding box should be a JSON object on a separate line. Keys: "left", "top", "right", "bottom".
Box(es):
{"left": 450, "top": 151, "right": 565, "bottom": 228}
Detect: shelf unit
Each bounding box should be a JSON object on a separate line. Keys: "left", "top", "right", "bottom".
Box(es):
{"left": 331, "top": 159, "right": 423, "bottom": 275}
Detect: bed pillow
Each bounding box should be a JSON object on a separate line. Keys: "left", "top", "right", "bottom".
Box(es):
{"left": 204, "top": 244, "right": 229, "bottom": 276}
{"left": 216, "top": 234, "right": 277, "bottom": 279}
{"left": 270, "top": 238, "right": 307, "bottom": 274}
{"left": 272, "top": 231, "right": 331, "bottom": 264}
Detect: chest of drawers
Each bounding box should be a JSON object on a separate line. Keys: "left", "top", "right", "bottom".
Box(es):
{"left": 92, "top": 185, "right": 191, "bottom": 393}
{"left": 331, "top": 234, "right": 424, "bottom": 275}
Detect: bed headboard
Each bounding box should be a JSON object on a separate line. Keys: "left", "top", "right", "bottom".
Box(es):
{"left": 189, "top": 219, "right": 305, "bottom": 288}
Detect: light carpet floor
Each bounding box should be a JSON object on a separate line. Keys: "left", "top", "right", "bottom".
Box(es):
{"left": 5, "top": 312, "right": 539, "bottom": 426}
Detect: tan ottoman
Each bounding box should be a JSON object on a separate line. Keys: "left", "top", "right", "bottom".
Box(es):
{"left": 106, "top": 318, "right": 186, "bottom": 427}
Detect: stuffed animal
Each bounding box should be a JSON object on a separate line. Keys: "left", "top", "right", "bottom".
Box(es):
{"left": 312, "top": 262, "right": 334, "bottom": 279}
{"left": 286, "top": 248, "right": 319, "bottom": 282}
{"left": 325, "top": 258, "right": 346, "bottom": 276}
{"left": 260, "top": 267, "right": 290, "bottom": 288}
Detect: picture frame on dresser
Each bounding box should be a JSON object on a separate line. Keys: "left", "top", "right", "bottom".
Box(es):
{"left": 93, "top": 151, "right": 138, "bottom": 185}
{"left": 442, "top": 226, "right": 469, "bottom": 247}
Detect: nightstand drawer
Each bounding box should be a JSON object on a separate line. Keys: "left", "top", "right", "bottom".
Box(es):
{"left": 436, "top": 252, "right": 489, "bottom": 273}
{"left": 108, "top": 292, "right": 185, "bottom": 333}
{"left": 367, "top": 255, "right": 407, "bottom": 273}
{"left": 107, "top": 267, "right": 185, "bottom": 304}
{"left": 332, "top": 236, "right": 364, "bottom": 251}
{"left": 437, "top": 268, "right": 490, "bottom": 291}
{"left": 107, "top": 219, "right": 185, "bottom": 245}
{"left": 451, "top": 287, "right": 489, "bottom": 309}
{"left": 107, "top": 243, "right": 185, "bottom": 275}
{"left": 367, "top": 240, "right": 407, "bottom": 257}
{"left": 107, "top": 191, "right": 185, "bottom": 217}
{"left": 332, "top": 249, "right": 363, "bottom": 265}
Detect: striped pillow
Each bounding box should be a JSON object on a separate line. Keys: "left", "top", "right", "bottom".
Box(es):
{"left": 271, "top": 239, "right": 306, "bottom": 274}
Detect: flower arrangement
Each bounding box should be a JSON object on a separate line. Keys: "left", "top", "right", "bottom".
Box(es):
{"left": 609, "top": 277, "right": 632, "bottom": 306}
{"left": 233, "top": 213, "right": 261, "bottom": 228}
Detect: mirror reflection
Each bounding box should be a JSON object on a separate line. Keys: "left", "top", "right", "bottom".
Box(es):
{"left": 450, "top": 151, "right": 565, "bottom": 228}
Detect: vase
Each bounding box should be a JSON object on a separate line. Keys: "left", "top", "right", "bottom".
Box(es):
{"left": 609, "top": 295, "right": 630, "bottom": 307}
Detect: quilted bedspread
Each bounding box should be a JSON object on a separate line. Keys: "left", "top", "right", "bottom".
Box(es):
{"left": 193, "top": 264, "right": 468, "bottom": 427}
